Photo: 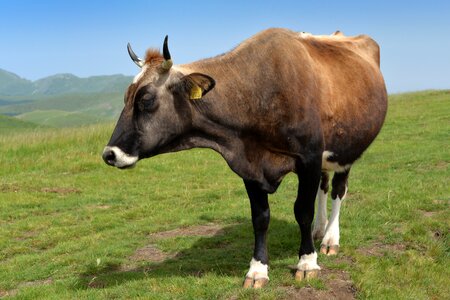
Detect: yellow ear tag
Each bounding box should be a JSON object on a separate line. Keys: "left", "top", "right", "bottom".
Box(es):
{"left": 190, "top": 85, "right": 203, "bottom": 100}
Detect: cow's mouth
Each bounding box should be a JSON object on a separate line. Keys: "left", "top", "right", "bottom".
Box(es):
{"left": 102, "top": 146, "right": 139, "bottom": 169}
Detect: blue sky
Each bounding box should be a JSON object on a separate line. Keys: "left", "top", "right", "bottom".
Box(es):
{"left": 1, "top": 0, "right": 449, "bottom": 93}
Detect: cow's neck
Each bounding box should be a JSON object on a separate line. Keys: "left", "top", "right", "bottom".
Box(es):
{"left": 170, "top": 61, "right": 295, "bottom": 193}
{"left": 186, "top": 114, "right": 289, "bottom": 194}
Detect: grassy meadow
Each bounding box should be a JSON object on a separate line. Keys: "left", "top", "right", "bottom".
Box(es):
{"left": 0, "top": 90, "right": 449, "bottom": 299}
{"left": 0, "top": 92, "right": 124, "bottom": 128}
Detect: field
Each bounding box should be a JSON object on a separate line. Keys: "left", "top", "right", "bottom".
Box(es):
{"left": 0, "top": 92, "right": 124, "bottom": 128}
{"left": 0, "top": 115, "right": 37, "bottom": 130}
{"left": 15, "top": 110, "right": 107, "bottom": 128}
{"left": 0, "top": 90, "right": 449, "bottom": 299}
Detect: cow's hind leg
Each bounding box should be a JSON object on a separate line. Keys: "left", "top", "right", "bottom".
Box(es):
{"left": 243, "top": 180, "right": 270, "bottom": 288}
{"left": 320, "top": 170, "right": 349, "bottom": 255}
{"left": 312, "top": 172, "right": 329, "bottom": 240}
{"left": 294, "top": 157, "right": 322, "bottom": 281}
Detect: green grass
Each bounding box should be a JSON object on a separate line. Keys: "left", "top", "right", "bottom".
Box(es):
{"left": 0, "top": 90, "right": 449, "bottom": 299}
{"left": 0, "top": 115, "right": 37, "bottom": 131}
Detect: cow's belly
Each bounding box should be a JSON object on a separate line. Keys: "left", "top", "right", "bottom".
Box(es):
{"left": 321, "top": 121, "right": 383, "bottom": 172}
{"left": 320, "top": 99, "right": 386, "bottom": 172}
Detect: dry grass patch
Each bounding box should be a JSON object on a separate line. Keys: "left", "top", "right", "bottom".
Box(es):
{"left": 149, "top": 223, "right": 225, "bottom": 239}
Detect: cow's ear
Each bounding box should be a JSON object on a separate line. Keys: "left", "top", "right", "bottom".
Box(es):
{"left": 181, "top": 73, "right": 215, "bottom": 100}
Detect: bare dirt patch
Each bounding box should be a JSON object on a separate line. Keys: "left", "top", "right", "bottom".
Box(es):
{"left": 86, "top": 204, "right": 111, "bottom": 210}
{"left": 419, "top": 210, "right": 437, "bottom": 218}
{"left": 41, "top": 187, "right": 81, "bottom": 194}
{"left": 1, "top": 184, "right": 81, "bottom": 195}
{"left": 1, "top": 278, "right": 53, "bottom": 297}
{"left": 357, "top": 242, "right": 406, "bottom": 257}
{"left": 17, "top": 278, "right": 53, "bottom": 288}
{"left": 0, "top": 183, "right": 20, "bottom": 193}
{"left": 435, "top": 161, "right": 448, "bottom": 170}
{"left": 149, "top": 223, "right": 225, "bottom": 239}
{"left": 122, "top": 224, "right": 226, "bottom": 270}
{"left": 433, "top": 199, "right": 449, "bottom": 205}
{"left": 129, "top": 244, "right": 173, "bottom": 262}
{"left": 281, "top": 264, "right": 356, "bottom": 300}
{"left": 14, "top": 230, "right": 39, "bottom": 241}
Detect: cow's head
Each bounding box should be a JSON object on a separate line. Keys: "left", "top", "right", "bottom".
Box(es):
{"left": 102, "top": 36, "right": 215, "bottom": 168}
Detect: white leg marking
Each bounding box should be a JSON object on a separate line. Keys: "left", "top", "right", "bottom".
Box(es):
{"left": 246, "top": 258, "right": 269, "bottom": 280}
{"left": 313, "top": 188, "right": 328, "bottom": 239}
{"left": 321, "top": 187, "right": 347, "bottom": 247}
{"left": 103, "top": 146, "right": 138, "bottom": 168}
{"left": 297, "top": 252, "right": 320, "bottom": 271}
{"left": 322, "top": 151, "right": 352, "bottom": 172}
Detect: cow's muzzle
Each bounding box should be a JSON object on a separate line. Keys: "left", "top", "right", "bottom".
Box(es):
{"left": 102, "top": 146, "right": 138, "bottom": 169}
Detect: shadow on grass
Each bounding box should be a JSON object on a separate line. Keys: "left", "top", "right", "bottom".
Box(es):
{"left": 75, "top": 217, "right": 304, "bottom": 289}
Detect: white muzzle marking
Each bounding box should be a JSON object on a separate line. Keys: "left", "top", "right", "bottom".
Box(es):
{"left": 103, "top": 146, "right": 138, "bottom": 168}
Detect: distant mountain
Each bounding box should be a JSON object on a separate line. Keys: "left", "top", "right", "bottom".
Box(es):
{"left": 0, "top": 69, "right": 34, "bottom": 96}
{"left": 31, "top": 73, "right": 133, "bottom": 95}
{"left": 0, "top": 68, "right": 133, "bottom": 97}
{"left": 0, "top": 68, "right": 132, "bottom": 128}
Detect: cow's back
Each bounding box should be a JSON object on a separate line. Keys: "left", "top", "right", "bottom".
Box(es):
{"left": 298, "top": 31, "right": 388, "bottom": 166}
{"left": 186, "top": 28, "right": 387, "bottom": 176}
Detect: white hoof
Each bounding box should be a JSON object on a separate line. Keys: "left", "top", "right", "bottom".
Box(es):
{"left": 243, "top": 258, "right": 269, "bottom": 288}
{"left": 295, "top": 252, "right": 320, "bottom": 281}
{"left": 246, "top": 258, "right": 269, "bottom": 278}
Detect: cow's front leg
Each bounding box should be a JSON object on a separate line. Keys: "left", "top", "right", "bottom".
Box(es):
{"left": 243, "top": 180, "right": 270, "bottom": 289}
{"left": 294, "top": 158, "right": 322, "bottom": 281}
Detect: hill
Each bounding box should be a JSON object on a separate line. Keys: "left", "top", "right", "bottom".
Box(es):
{"left": 0, "top": 68, "right": 132, "bottom": 127}
{"left": 31, "top": 73, "right": 132, "bottom": 95}
{"left": 0, "top": 92, "right": 124, "bottom": 119}
{"left": 0, "top": 114, "right": 37, "bottom": 130}
{"left": 0, "top": 69, "right": 34, "bottom": 96}
{"left": 16, "top": 110, "right": 109, "bottom": 127}
{"left": 0, "top": 68, "right": 132, "bottom": 98}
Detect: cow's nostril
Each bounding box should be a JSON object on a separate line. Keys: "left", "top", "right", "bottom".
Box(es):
{"left": 102, "top": 149, "right": 116, "bottom": 166}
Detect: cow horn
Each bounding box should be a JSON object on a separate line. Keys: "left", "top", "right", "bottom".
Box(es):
{"left": 127, "top": 43, "right": 144, "bottom": 68}
{"left": 161, "top": 35, "right": 173, "bottom": 70}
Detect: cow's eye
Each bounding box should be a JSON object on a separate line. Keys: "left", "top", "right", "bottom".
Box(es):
{"left": 138, "top": 93, "right": 157, "bottom": 111}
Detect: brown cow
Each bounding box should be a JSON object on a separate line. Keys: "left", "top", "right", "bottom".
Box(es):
{"left": 102, "top": 28, "right": 387, "bottom": 288}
